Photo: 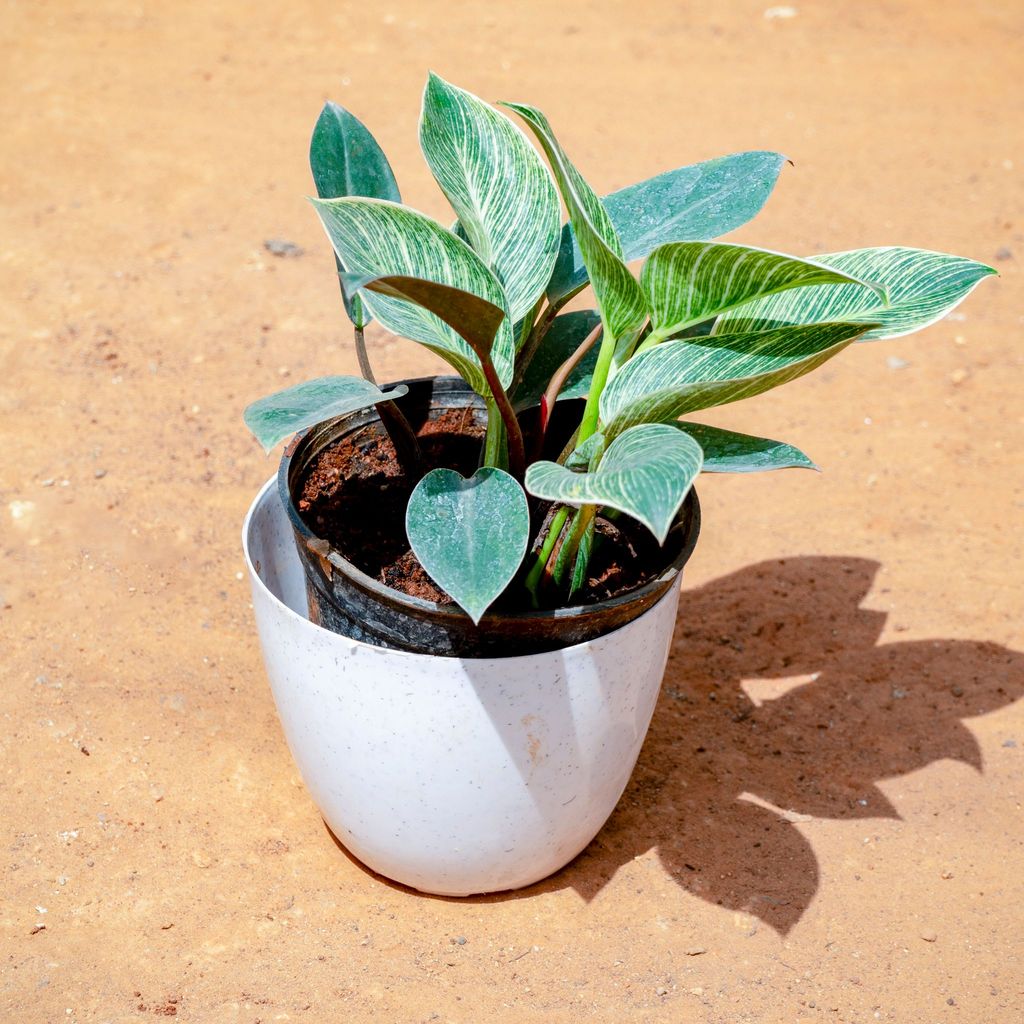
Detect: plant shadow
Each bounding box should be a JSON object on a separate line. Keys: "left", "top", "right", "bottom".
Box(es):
{"left": 383, "top": 556, "right": 1022, "bottom": 932}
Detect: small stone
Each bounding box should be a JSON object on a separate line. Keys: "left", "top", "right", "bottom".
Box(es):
{"left": 949, "top": 368, "right": 969, "bottom": 385}
{"left": 951, "top": 686, "right": 964, "bottom": 697}
{"left": 688, "top": 986, "right": 704, "bottom": 996}
{"left": 892, "top": 687, "right": 908, "bottom": 700}
{"left": 941, "top": 870, "right": 954, "bottom": 879}
{"left": 764, "top": 5, "right": 798, "bottom": 17}
{"left": 995, "top": 246, "right": 1013, "bottom": 261}
{"left": 920, "top": 929, "right": 938, "bottom": 942}
{"left": 947, "top": 997, "right": 957, "bottom": 1006}
{"left": 886, "top": 355, "right": 909, "bottom": 370}
{"left": 684, "top": 946, "right": 707, "bottom": 956}
{"left": 655, "top": 986, "right": 669, "bottom": 997}
{"left": 1002, "top": 739, "right": 1017, "bottom": 748}
{"left": 264, "top": 238, "right": 304, "bottom": 258}
{"left": 454, "top": 936, "right": 467, "bottom": 945}
{"left": 93, "top": 469, "right": 107, "bottom": 479}
{"left": 41, "top": 479, "right": 55, "bottom": 487}
{"left": 191, "top": 850, "right": 212, "bottom": 868}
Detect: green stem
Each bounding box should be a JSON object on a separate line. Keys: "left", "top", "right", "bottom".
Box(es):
{"left": 576, "top": 326, "right": 618, "bottom": 444}
{"left": 477, "top": 353, "right": 526, "bottom": 480}
{"left": 483, "top": 401, "right": 508, "bottom": 471}
{"left": 524, "top": 505, "right": 570, "bottom": 604}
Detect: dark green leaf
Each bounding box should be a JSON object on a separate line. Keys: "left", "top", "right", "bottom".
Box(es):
{"left": 548, "top": 151, "right": 786, "bottom": 305}
{"left": 511, "top": 309, "right": 601, "bottom": 410}
{"left": 310, "top": 102, "right": 401, "bottom": 328}
{"left": 674, "top": 422, "right": 817, "bottom": 472}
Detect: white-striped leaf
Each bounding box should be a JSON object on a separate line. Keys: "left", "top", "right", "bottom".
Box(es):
{"left": 674, "top": 422, "right": 817, "bottom": 472}
{"left": 243, "top": 375, "right": 408, "bottom": 453}
{"left": 406, "top": 467, "right": 530, "bottom": 624}
{"left": 420, "top": 74, "right": 560, "bottom": 324}
{"left": 641, "top": 242, "right": 883, "bottom": 343}
{"left": 309, "top": 102, "right": 401, "bottom": 329}
{"left": 311, "top": 197, "right": 514, "bottom": 395}
{"left": 525, "top": 423, "right": 703, "bottom": 544}
{"left": 547, "top": 151, "right": 787, "bottom": 305}
{"left": 502, "top": 102, "right": 647, "bottom": 346}
{"left": 600, "top": 322, "right": 874, "bottom": 437}
{"left": 511, "top": 309, "right": 602, "bottom": 410}
{"left": 716, "top": 247, "right": 995, "bottom": 341}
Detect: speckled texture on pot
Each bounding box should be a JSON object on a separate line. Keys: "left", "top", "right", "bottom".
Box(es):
{"left": 243, "top": 477, "right": 683, "bottom": 896}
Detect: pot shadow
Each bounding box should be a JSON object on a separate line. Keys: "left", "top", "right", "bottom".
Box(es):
{"left": 329, "top": 556, "right": 1022, "bottom": 934}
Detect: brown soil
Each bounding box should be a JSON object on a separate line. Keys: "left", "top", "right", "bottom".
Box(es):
{"left": 297, "top": 409, "right": 671, "bottom": 608}
{"left": 3, "top": 2, "right": 1023, "bottom": 1022}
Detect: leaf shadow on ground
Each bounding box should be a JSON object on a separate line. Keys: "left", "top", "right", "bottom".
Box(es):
{"left": 547, "top": 555, "right": 1024, "bottom": 933}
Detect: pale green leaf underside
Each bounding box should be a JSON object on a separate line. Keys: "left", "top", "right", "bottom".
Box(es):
{"left": 511, "top": 309, "right": 601, "bottom": 410}
{"left": 309, "top": 102, "right": 402, "bottom": 329}
{"left": 243, "top": 375, "right": 408, "bottom": 453}
{"left": 547, "top": 151, "right": 787, "bottom": 305}
{"left": 311, "top": 197, "right": 513, "bottom": 394}
{"left": 406, "top": 467, "right": 530, "bottom": 623}
{"left": 673, "top": 422, "right": 817, "bottom": 472}
{"left": 525, "top": 423, "right": 703, "bottom": 544}
{"left": 600, "top": 322, "right": 874, "bottom": 436}
{"left": 502, "top": 101, "right": 647, "bottom": 344}
{"left": 641, "top": 241, "right": 883, "bottom": 340}
{"left": 420, "top": 74, "right": 560, "bottom": 323}
{"left": 716, "top": 247, "right": 995, "bottom": 341}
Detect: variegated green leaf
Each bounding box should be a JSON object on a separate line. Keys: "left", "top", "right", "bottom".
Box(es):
{"left": 243, "top": 375, "right": 408, "bottom": 453}
{"left": 502, "top": 102, "right": 647, "bottom": 346}
{"left": 406, "top": 467, "right": 530, "bottom": 624}
{"left": 548, "top": 151, "right": 787, "bottom": 305}
{"left": 511, "top": 309, "right": 601, "bottom": 411}
{"left": 420, "top": 74, "right": 560, "bottom": 323}
{"left": 525, "top": 423, "right": 703, "bottom": 544}
{"left": 641, "top": 242, "right": 883, "bottom": 343}
{"left": 716, "top": 247, "right": 995, "bottom": 341}
{"left": 600, "top": 322, "right": 874, "bottom": 437}
{"left": 673, "top": 422, "right": 817, "bottom": 472}
{"left": 311, "top": 197, "right": 514, "bottom": 394}
{"left": 564, "top": 431, "right": 605, "bottom": 470}
{"left": 309, "top": 102, "right": 401, "bottom": 329}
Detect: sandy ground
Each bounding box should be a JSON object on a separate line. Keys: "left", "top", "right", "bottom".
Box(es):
{"left": 2, "top": 1, "right": 1023, "bottom": 1020}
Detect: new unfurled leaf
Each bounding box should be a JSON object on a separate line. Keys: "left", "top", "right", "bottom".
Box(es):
{"left": 525, "top": 423, "right": 703, "bottom": 544}
{"left": 600, "top": 322, "right": 875, "bottom": 436}
{"left": 502, "top": 102, "right": 647, "bottom": 346}
{"left": 406, "top": 467, "right": 530, "bottom": 623}
{"left": 511, "top": 309, "right": 602, "bottom": 411}
{"left": 339, "top": 272, "right": 506, "bottom": 359}
{"left": 673, "top": 422, "right": 817, "bottom": 472}
{"left": 716, "top": 247, "right": 995, "bottom": 340}
{"left": 420, "top": 74, "right": 560, "bottom": 323}
{"left": 243, "top": 375, "right": 408, "bottom": 453}
{"left": 309, "top": 102, "right": 401, "bottom": 328}
{"left": 548, "top": 151, "right": 787, "bottom": 305}
{"left": 641, "top": 242, "right": 882, "bottom": 342}
{"left": 311, "top": 197, "right": 514, "bottom": 395}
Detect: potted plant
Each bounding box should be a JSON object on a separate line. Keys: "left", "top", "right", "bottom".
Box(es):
{"left": 241, "top": 73, "right": 993, "bottom": 895}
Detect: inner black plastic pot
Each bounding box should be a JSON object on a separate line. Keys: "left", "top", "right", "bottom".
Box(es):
{"left": 279, "top": 376, "right": 701, "bottom": 658}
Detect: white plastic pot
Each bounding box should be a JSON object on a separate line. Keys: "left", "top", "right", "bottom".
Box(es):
{"left": 243, "top": 477, "right": 683, "bottom": 896}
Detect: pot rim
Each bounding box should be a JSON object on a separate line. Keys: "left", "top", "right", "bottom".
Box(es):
{"left": 243, "top": 475, "right": 683, "bottom": 665}
{"left": 275, "top": 375, "right": 701, "bottom": 629}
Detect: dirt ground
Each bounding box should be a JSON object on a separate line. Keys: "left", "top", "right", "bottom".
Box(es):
{"left": 2, "top": 1, "right": 1022, "bottom": 1020}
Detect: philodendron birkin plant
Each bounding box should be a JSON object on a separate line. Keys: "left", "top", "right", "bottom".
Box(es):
{"left": 245, "top": 73, "right": 994, "bottom": 626}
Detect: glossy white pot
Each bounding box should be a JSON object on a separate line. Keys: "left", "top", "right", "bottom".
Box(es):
{"left": 243, "top": 477, "right": 682, "bottom": 896}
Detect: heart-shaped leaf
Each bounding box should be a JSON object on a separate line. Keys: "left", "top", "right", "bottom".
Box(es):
{"left": 674, "top": 422, "right": 817, "bottom": 472}
{"left": 600, "top": 322, "right": 875, "bottom": 437}
{"left": 502, "top": 102, "right": 647, "bottom": 347}
{"left": 406, "top": 467, "right": 530, "bottom": 624}
{"left": 511, "top": 309, "right": 602, "bottom": 410}
{"left": 311, "top": 197, "right": 514, "bottom": 395}
{"left": 641, "top": 242, "right": 883, "bottom": 343}
{"left": 420, "top": 74, "right": 560, "bottom": 323}
{"left": 715, "top": 247, "right": 996, "bottom": 341}
{"left": 547, "top": 151, "right": 787, "bottom": 306}
{"left": 309, "top": 102, "right": 401, "bottom": 328}
{"left": 243, "top": 375, "right": 408, "bottom": 453}
{"left": 525, "top": 423, "right": 703, "bottom": 544}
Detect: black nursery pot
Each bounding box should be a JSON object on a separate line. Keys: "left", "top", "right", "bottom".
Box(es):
{"left": 278, "top": 376, "right": 701, "bottom": 658}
